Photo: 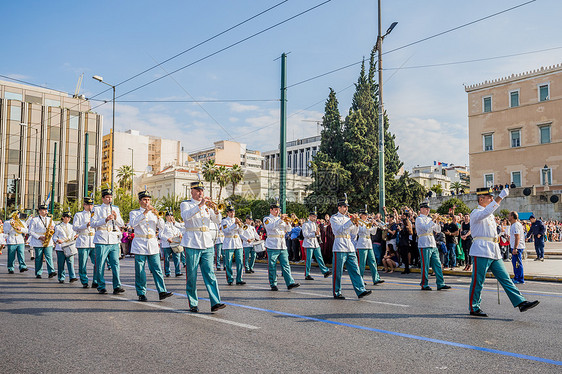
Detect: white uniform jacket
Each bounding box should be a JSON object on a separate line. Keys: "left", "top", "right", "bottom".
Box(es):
{"left": 330, "top": 213, "right": 359, "bottom": 253}
{"left": 221, "top": 217, "right": 243, "bottom": 249}
{"left": 240, "top": 225, "right": 260, "bottom": 248}
{"left": 180, "top": 199, "right": 222, "bottom": 249}
{"left": 3, "top": 219, "right": 29, "bottom": 245}
{"left": 415, "top": 214, "right": 439, "bottom": 248}
{"left": 355, "top": 224, "right": 377, "bottom": 249}
{"left": 159, "top": 221, "right": 182, "bottom": 249}
{"left": 213, "top": 221, "right": 225, "bottom": 245}
{"left": 72, "top": 210, "right": 95, "bottom": 248}
{"left": 129, "top": 209, "right": 164, "bottom": 255}
{"left": 263, "top": 215, "right": 291, "bottom": 250}
{"left": 301, "top": 220, "right": 320, "bottom": 248}
{"left": 27, "top": 215, "right": 55, "bottom": 248}
{"left": 53, "top": 222, "right": 77, "bottom": 252}
{"left": 91, "top": 204, "right": 124, "bottom": 245}
{"left": 469, "top": 201, "right": 501, "bottom": 260}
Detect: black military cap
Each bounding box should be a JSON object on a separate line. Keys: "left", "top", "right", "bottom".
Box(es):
{"left": 191, "top": 181, "right": 204, "bottom": 190}
{"left": 337, "top": 199, "right": 349, "bottom": 207}
{"left": 138, "top": 190, "right": 151, "bottom": 200}
{"left": 476, "top": 187, "right": 493, "bottom": 196}
{"left": 38, "top": 203, "right": 48, "bottom": 210}
{"left": 84, "top": 197, "right": 94, "bottom": 205}
{"left": 101, "top": 188, "right": 113, "bottom": 197}
{"left": 62, "top": 211, "right": 72, "bottom": 218}
{"left": 270, "top": 203, "right": 280, "bottom": 209}
{"left": 165, "top": 211, "right": 173, "bottom": 217}
{"left": 419, "top": 202, "right": 430, "bottom": 209}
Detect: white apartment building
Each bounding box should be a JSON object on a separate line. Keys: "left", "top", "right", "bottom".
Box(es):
{"left": 410, "top": 164, "right": 452, "bottom": 195}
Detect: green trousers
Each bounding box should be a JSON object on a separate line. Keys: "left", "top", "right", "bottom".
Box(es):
{"left": 469, "top": 256, "right": 526, "bottom": 312}
{"left": 419, "top": 247, "right": 445, "bottom": 289}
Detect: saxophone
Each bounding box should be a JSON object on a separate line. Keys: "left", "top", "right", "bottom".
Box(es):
{"left": 42, "top": 217, "right": 55, "bottom": 247}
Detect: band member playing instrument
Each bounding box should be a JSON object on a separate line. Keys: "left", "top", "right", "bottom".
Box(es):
{"left": 330, "top": 197, "right": 371, "bottom": 300}
{"left": 302, "top": 210, "right": 331, "bottom": 280}
{"left": 27, "top": 203, "right": 57, "bottom": 279}
{"left": 221, "top": 205, "right": 245, "bottom": 285}
{"left": 73, "top": 197, "right": 97, "bottom": 288}
{"left": 263, "top": 202, "right": 300, "bottom": 291}
{"left": 129, "top": 190, "right": 173, "bottom": 302}
{"left": 53, "top": 211, "right": 78, "bottom": 284}
{"left": 4, "top": 211, "right": 29, "bottom": 274}
{"left": 240, "top": 215, "right": 260, "bottom": 274}
{"left": 356, "top": 210, "right": 384, "bottom": 285}
{"left": 468, "top": 187, "right": 539, "bottom": 317}
{"left": 91, "top": 188, "right": 125, "bottom": 295}
{"left": 159, "top": 211, "right": 183, "bottom": 277}
{"left": 180, "top": 181, "right": 225, "bottom": 313}
{"left": 415, "top": 202, "right": 450, "bottom": 291}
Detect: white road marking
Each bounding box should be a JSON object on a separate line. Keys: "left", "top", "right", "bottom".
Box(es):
{"left": 111, "top": 295, "right": 259, "bottom": 330}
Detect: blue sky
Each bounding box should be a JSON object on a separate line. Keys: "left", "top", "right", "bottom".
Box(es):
{"left": 2, "top": 0, "right": 561, "bottom": 170}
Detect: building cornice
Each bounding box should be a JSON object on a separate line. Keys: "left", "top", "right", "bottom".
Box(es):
{"left": 464, "top": 63, "right": 562, "bottom": 92}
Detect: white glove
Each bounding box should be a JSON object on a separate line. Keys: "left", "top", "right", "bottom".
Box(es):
{"left": 499, "top": 188, "right": 509, "bottom": 199}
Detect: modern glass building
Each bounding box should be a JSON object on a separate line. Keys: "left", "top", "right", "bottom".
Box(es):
{"left": 0, "top": 80, "right": 103, "bottom": 211}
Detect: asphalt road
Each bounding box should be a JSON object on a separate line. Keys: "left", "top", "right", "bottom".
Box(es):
{"left": 1, "top": 254, "right": 561, "bottom": 374}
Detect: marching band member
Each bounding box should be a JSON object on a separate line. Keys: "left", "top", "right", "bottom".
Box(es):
{"left": 180, "top": 181, "right": 225, "bottom": 313}
{"left": 468, "top": 187, "right": 538, "bottom": 317}
{"left": 302, "top": 210, "right": 331, "bottom": 280}
{"left": 73, "top": 197, "right": 97, "bottom": 288}
{"left": 159, "top": 211, "right": 183, "bottom": 277}
{"left": 263, "top": 202, "right": 300, "bottom": 291}
{"left": 53, "top": 211, "right": 78, "bottom": 283}
{"left": 415, "top": 202, "right": 450, "bottom": 291}
{"left": 91, "top": 188, "right": 125, "bottom": 295}
{"left": 330, "top": 197, "right": 371, "bottom": 299}
{"left": 27, "top": 204, "right": 57, "bottom": 279}
{"left": 221, "top": 205, "right": 245, "bottom": 285}
{"left": 241, "top": 215, "right": 260, "bottom": 274}
{"left": 4, "top": 211, "right": 29, "bottom": 274}
{"left": 356, "top": 210, "right": 384, "bottom": 285}
{"left": 212, "top": 220, "right": 225, "bottom": 271}
{"left": 129, "top": 190, "right": 173, "bottom": 302}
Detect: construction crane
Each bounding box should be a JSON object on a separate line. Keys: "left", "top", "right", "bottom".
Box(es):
{"left": 73, "top": 73, "right": 84, "bottom": 98}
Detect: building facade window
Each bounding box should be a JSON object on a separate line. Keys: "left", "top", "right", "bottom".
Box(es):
{"left": 509, "top": 90, "right": 519, "bottom": 107}
{"left": 483, "top": 134, "right": 493, "bottom": 151}
{"left": 539, "top": 125, "right": 551, "bottom": 144}
{"left": 510, "top": 129, "right": 521, "bottom": 148}
{"left": 484, "top": 173, "right": 494, "bottom": 188}
{"left": 538, "top": 83, "right": 550, "bottom": 102}
{"left": 511, "top": 171, "right": 522, "bottom": 187}
{"left": 541, "top": 168, "right": 552, "bottom": 186}
{"left": 483, "top": 96, "right": 492, "bottom": 112}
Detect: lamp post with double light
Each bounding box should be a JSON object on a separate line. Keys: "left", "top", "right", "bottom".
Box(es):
{"left": 92, "top": 75, "right": 116, "bottom": 192}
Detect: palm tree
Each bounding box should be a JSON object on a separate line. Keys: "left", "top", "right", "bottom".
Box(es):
{"left": 451, "top": 181, "right": 463, "bottom": 195}
{"left": 229, "top": 164, "right": 244, "bottom": 196}
{"left": 116, "top": 165, "right": 134, "bottom": 191}
{"left": 215, "top": 165, "right": 229, "bottom": 201}
{"left": 202, "top": 159, "right": 217, "bottom": 199}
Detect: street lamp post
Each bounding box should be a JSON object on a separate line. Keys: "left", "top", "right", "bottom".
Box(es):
{"left": 376, "top": 0, "right": 397, "bottom": 218}
{"left": 93, "top": 75, "right": 116, "bottom": 192}
{"left": 32, "top": 128, "right": 38, "bottom": 212}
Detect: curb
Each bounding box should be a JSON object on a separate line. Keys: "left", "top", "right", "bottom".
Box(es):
{"left": 254, "top": 259, "right": 562, "bottom": 283}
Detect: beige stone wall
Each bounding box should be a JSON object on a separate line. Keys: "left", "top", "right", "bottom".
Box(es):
{"left": 466, "top": 65, "right": 562, "bottom": 191}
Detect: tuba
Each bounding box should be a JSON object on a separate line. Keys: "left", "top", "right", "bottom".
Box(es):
{"left": 10, "top": 211, "right": 24, "bottom": 234}
{"left": 42, "top": 217, "right": 55, "bottom": 247}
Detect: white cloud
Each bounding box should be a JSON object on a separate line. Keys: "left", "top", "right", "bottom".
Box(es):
{"left": 229, "top": 103, "right": 259, "bottom": 113}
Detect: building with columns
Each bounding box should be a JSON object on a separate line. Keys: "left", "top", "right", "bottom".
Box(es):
{"left": 0, "top": 80, "right": 102, "bottom": 211}
{"left": 262, "top": 135, "right": 320, "bottom": 177}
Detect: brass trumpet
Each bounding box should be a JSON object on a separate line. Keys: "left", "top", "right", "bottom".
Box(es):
{"left": 205, "top": 200, "right": 225, "bottom": 211}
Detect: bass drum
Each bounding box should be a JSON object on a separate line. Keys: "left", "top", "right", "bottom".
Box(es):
{"left": 253, "top": 241, "right": 265, "bottom": 253}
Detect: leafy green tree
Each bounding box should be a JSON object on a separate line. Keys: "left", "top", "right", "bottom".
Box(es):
{"left": 229, "top": 164, "right": 244, "bottom": 197}
{"left": 116, "top": 165, "right": 134, "bottom": 191}
{"left": 387, "top": 172, "right": 426, "bottom": 210}
{"left": 305, "top": 152, "right": 351, "bottom": 214}
{"left": 319, "top": 88, "right": 344, "bottom": 160}
{"left": 451, "top": 181, "right": 464, "bottom": 195}
{"left": 215, "top": 165, "right": 229, "bottom": 201}
{"left": 430, "top": 184, "right": 443, "bottom": 196}
{"left": 202, "top": 160, "right": 217, "bottom": 198}
{"left": 436, "top": 198, "right": 471, "bottom": 215}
